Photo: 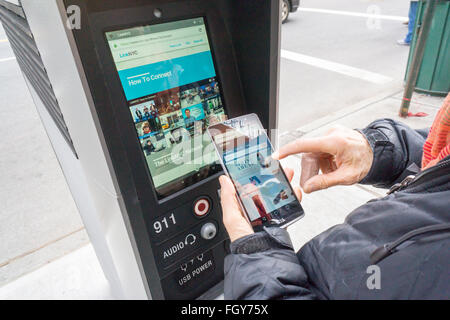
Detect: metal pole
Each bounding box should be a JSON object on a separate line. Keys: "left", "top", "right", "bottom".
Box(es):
{"left": 399, "top": 0, "right": 438, "bottom": 117}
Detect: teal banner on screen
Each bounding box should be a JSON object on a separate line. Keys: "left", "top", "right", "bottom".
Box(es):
{"left": 118, "top": 51, "right": 216, "bottom": 101}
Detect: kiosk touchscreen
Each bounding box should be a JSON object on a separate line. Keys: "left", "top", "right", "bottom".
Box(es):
{"left": 106, "top": 18, "right": 228, "bottom": 199}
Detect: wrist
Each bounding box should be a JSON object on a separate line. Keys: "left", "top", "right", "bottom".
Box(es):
{"left": 356, "top": 128, "right": 391, "bottom": 184}
{"left": 354, "top": 129, "right": 374, "bottom": 181}
{"left": 229, "top": 227, "right": 294, "bottom": 255}
{"left": 228, "top": 228, "right": 254, "bottom": 243}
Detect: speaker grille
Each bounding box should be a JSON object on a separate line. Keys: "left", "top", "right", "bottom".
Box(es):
{"left": 0, "top": 1, "right": 78, "bottom": 157}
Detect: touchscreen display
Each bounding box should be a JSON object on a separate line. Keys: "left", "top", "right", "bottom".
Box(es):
{"left": 209, "top": 115, "right": 303, "bottom": 228}
{"left": 106, "top": 18, "right": 227, "bottom": 199}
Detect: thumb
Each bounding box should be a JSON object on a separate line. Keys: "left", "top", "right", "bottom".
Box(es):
{"left": 219, "top": 175, "right": 236, "bottom": 201}
{"left": 219, "top": 176, "right": 242, "bottom": 216}
{"left": 303, "top": 170, "right": 344, "bottom": 193}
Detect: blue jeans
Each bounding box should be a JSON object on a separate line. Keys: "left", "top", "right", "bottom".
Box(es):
{"left": 405, "top": 1, "right": 419, "bottom": 44}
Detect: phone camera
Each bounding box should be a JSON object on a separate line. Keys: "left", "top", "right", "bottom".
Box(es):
{"left": 153, "top": 8, "right": 162, "bottom": 18}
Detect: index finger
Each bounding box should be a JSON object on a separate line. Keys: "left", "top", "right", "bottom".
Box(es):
{"left": 273, "top": 137, "right": 338, "bottom": 160}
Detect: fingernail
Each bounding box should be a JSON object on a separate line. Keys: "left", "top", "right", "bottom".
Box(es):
{"left": 272, "top": 151, "right": 279, "bottom": 159}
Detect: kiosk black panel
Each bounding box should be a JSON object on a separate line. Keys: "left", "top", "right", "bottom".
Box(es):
{"left": 65, "top": 0, "right": 280, "bottom": 299}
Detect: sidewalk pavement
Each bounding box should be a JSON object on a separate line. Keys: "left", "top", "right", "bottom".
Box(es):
{"left": 0, "top": 87, "right": 444, "bottom": 299}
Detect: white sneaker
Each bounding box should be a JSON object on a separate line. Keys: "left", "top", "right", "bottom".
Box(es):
{"left": 397, "top": 39, "right": 410, "bottom": 46}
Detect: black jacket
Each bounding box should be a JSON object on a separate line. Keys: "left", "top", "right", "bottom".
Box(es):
{"left": 224, "top": 119, "right": 450, "bottom": 300}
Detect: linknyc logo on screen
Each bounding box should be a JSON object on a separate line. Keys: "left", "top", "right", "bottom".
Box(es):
{"left": 119, "top": 50, "right": 139, "bottom": 59}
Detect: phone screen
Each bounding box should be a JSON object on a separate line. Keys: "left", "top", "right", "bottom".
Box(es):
{"left": 208, "top": 114, "right": 304, "bottom": 229}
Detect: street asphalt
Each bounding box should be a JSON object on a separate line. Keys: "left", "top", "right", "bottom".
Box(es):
{"left": 280, "top": 0, "right": 411, "bottom": 132}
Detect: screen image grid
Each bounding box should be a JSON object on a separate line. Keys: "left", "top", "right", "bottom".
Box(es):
{"left": 106, "top": 18, "right": 227, "bottom": 197}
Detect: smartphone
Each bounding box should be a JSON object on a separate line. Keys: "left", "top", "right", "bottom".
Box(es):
{"left": 208, "top": 114, "right": 304, "bottom": 230}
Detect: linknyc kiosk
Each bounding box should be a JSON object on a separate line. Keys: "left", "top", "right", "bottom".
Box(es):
{"left": 0, "top": 0, "right": 281, "bottom": 299}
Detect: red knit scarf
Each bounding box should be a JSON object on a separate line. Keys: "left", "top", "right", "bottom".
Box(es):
{"left": 422, "top": 93, "right": 450, "bottom": 170}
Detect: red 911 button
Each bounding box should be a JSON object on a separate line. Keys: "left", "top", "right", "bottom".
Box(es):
{"left": 194, "top": 197, "right": 211, "bottom": 217}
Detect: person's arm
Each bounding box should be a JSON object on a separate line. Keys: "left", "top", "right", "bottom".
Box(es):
{"left": 219, "top": 175, "right": 322, "bottom": 300}
{"left": 273, "top": 120, "right": 429, "bottom": 193}
{"left": 358, "top": 119, "right": 428, "bottom": 188}
{"left": 224, "top": 227, "right": 321, "bottom": 300}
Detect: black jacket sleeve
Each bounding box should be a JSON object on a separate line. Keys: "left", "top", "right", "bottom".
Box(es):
{"left": 224, "top": 227, "right": 321, "bottom": 300}
{"left": 358, "top": 119, "right": 429, "bottom": 188}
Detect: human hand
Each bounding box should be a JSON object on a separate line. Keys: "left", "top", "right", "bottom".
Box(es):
{"left": 272, "top": 125, "right": 373, "bottom": 193}
{"left": 219, "top": 167, "right": 301, "bottom": 242}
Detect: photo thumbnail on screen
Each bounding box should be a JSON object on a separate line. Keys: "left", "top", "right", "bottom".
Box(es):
{"left": 210, "top": 119, "right": 303, "bottom": 228}
{"left": 106, "top": 17, "right": 228, "bottom": 199}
